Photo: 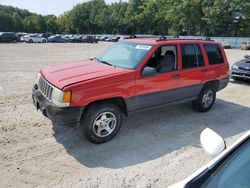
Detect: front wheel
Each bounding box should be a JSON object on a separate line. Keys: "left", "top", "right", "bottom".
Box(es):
{"left": 81, "top": 102, "right": 123, "bottom": 144}
{"left": 192, "top": 86, "right": 216, "bottom": 112}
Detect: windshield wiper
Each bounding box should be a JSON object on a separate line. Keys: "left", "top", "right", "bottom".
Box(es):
{"left": 92, "top": 57, "right": 114, "bottom": 67}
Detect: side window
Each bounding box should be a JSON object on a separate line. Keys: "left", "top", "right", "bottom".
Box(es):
{"left": 145, "top": 45, "right": 177, "bottom": 73}
{"left": 194, "top": 44, "right": 204, "bottom": 66}
{"left": 181, "top": 44, "right": 204, "bottom": 69}
{"left": 204, "top": 44, "right": 224, "bottom": 65}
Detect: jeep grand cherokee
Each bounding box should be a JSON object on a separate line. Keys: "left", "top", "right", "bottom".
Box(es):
{"left": 32, "top": 36, "right": 229, "bottom": 143}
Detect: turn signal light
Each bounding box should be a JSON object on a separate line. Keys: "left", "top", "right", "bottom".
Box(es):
{"left": 63, "top": 91, "right": 71, "bottom": 103}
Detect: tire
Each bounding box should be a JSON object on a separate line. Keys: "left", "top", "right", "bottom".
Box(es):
{"left": 13, "top": 39, "right": 17, "bottom": 43}
{"left": 81, "top": 102, "right": 123, "bottom": 144}
{"left": 192, "top": 85, "right": 216, "bottom": 112}
{"left": 29, "top": 39, "right": 33, "bottom": 43}
{"left": 42, "top": 39, "right": 46, "bottom": 43}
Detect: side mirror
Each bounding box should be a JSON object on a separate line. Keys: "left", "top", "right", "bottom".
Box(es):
{"left": 142, "top": 66, "right": 157, "bottom": 77}
{"left": 200, "top": 128, "right": 226, "bottom": 157}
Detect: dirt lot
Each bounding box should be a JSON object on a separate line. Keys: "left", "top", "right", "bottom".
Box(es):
{"left": 0, "top": 42, "right": 249, "bottom": 188}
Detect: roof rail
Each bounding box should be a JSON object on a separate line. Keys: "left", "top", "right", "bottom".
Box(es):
{"left": 156, "top": 35, "right": 213, "bottom": 42}
{"left": 124, "top": 35, "right": 160, "bottom": 39}
{"left": 124, "top": 35, "right": 213, "bottom": 42}
{"left": 156, "top": 35, "right": 177, "bottom": 41}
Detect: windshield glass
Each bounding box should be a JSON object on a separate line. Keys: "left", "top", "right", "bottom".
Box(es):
{"left": 97, "top": 42, "right": 153, "bottom": 69}
{"left": 201, "top": 139, "right": 250, "bottom": 188}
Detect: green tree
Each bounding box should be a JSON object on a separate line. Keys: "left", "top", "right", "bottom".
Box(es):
{"left": 0, "top": 1, "right": 249, "bottom": 36}
{"left": 0, "top": 10, "right": 15, "bottom": 31}
{"left": 44, "top": 15, "right": 57, "bottom": 33}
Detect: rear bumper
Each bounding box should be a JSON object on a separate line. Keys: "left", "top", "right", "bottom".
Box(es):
{"left": 217, "top": 76, "right": 229, "bottom": 91}
{"left": 32, "top": 85, "right": 84, "bottom": 126}
{"left": 230, "top": 70, "right": 250, "bottom": 79}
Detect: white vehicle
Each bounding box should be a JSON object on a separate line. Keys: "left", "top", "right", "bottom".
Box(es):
{"left": 21, "top": 34, "right": 47, "bottom": 43}
{"left": 170, "top": 128, "right": 250, "bottom": 188}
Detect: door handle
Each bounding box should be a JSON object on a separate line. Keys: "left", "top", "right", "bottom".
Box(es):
{"left": 172, "top": 74, "right": 181, "bottom": 79}
{"left": 200, "top": 68, "right": 208, "bottom": 72}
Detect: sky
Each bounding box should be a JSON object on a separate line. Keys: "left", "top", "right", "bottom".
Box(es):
{"left": 0, "top": 0, "right": 123, "bottom": 16}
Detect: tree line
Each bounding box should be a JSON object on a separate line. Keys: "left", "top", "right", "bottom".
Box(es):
{"left": 0, "top": 0, "right": 249, "bottom": 36}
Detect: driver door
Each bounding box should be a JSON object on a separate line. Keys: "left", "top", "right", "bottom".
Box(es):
{"left": 135, "top": 45, "right": 182, "bottom": 110}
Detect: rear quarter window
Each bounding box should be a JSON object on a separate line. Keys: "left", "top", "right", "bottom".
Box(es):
{"left": 204, "top": 44, "right": 224, "bottom": 65}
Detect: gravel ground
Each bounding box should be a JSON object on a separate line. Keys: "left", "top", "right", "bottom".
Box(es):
{"left": 0, "top": 43, "right": 249, "bottom": 188}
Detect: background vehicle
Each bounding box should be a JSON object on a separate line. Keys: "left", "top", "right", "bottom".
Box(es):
{"left": 21, "top": 34, "right": 47, "bottom": 43}
{"left": 105, "top": 37, "right": 113, "bottom": 42}
{"left": 15, "top": 32, "right": 27, "bottom": 42}
{"left": 240, "top": 42, "right": 250, "bottom": 50}
{"left": 170, "top": 128, "right": 250, "bottom": 188}
{"left": 32, "top": 36, "right": 229, "bottom": 144}
{"left": 48, "top": 35, "right": 68, "bottom": 43}
{"left": 40, "top": 33, "right": 51, "bottom": 39}
{"left": 221, "top": 42, "right": 231, "bottom": 49}
{"left": 0, "top": 32, "right": 18, "bottom": 43}
{"left": 111, "top": 36, "right": 120, "bottom": 42}
{"left": 230, "top": 55, "right": 250, "bottom": 80}
{"left": 99, "top": 36, "right": 108, "bottom": 41}
{"left": 67, "top": 35, "right": 83, "bottom": 43}
{"left": 82, "top": 36, "right": 98, "bottom": 43}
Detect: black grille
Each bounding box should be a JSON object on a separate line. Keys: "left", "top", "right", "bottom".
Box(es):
{"left": 38, "top": 76, "right": 53, "bottom": 100}
{"left": 232, "top": 72, "right": 250, "bottom": 77}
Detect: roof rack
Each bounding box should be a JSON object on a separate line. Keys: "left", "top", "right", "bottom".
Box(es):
{"left": 124, "top": 35, "right": 160, "bottom": 39}
{"left": 124, "top": 35, "right": 213, "bottom": 42}
{"left": 156, "top": 35, "right": 213, "bottom": 42}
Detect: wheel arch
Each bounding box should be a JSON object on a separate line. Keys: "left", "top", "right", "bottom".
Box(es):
{"left": 204, "top": 80, "right": 219, "bottom": 91}
{"left": 83, "top": 97, "right": 128, "bottom": 116}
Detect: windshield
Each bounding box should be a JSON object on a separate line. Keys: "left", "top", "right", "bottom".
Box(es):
{"left": 97, "top": 42, "right": 153, "bottom": 69}
{"left": 201, "top": 139, "right": 250, "bottom": 188}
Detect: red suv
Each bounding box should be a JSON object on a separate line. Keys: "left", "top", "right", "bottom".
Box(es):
{"left": 32, "top": 36, "right": 229, "bottom": 143}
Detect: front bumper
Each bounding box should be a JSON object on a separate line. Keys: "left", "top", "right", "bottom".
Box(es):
{"left": 230, "top": 69, "right": 250, "bottom": 79}
{"left": 32, "top": 85, "right": 84, "bottom": 126}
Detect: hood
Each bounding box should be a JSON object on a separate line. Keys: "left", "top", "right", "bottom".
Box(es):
{"left": 40, "top": 60, "right": 130, "bottom": 90}
{"left": 234, "top": 59, "right": 250, "bottom": 67}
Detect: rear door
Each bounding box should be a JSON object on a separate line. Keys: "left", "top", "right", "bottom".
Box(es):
{"left": 177, "top": 43, "right": 208, "bottom": 99}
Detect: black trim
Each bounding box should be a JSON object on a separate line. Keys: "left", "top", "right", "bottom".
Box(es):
{"left": 217, "top": 76, "right": 229, "bottom": 91}
{"left": 32, "top": 85, "right": 84, "bottom": 126}
{"left": 127, "top": 96, "right": 197, "bottom": 115}
{"left": 126, "top": 84, "right": 202, "bottom": 113}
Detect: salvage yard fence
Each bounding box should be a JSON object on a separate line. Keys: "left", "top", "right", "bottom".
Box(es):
{"left": 178, "top": 36, "right": 250, "bottom": 48}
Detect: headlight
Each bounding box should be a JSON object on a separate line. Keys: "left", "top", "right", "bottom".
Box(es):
{"left": 51, "top": 87, "right": 71, "bottom": 107}
{"left": 232, "top": 65, "right": 239, "bottom": 70}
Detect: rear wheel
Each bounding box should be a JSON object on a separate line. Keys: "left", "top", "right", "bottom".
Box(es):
{"left": 42, "top": 39, "right": 46, "bottom": 43}
{"left": 81, "top": 102, "right": 123, "bottom": 144}
{"left": 29, "top": 39, "right": 33, "bottom": 43}
{"left": 192, "top": 85, "right": 216, "bottom": 112}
